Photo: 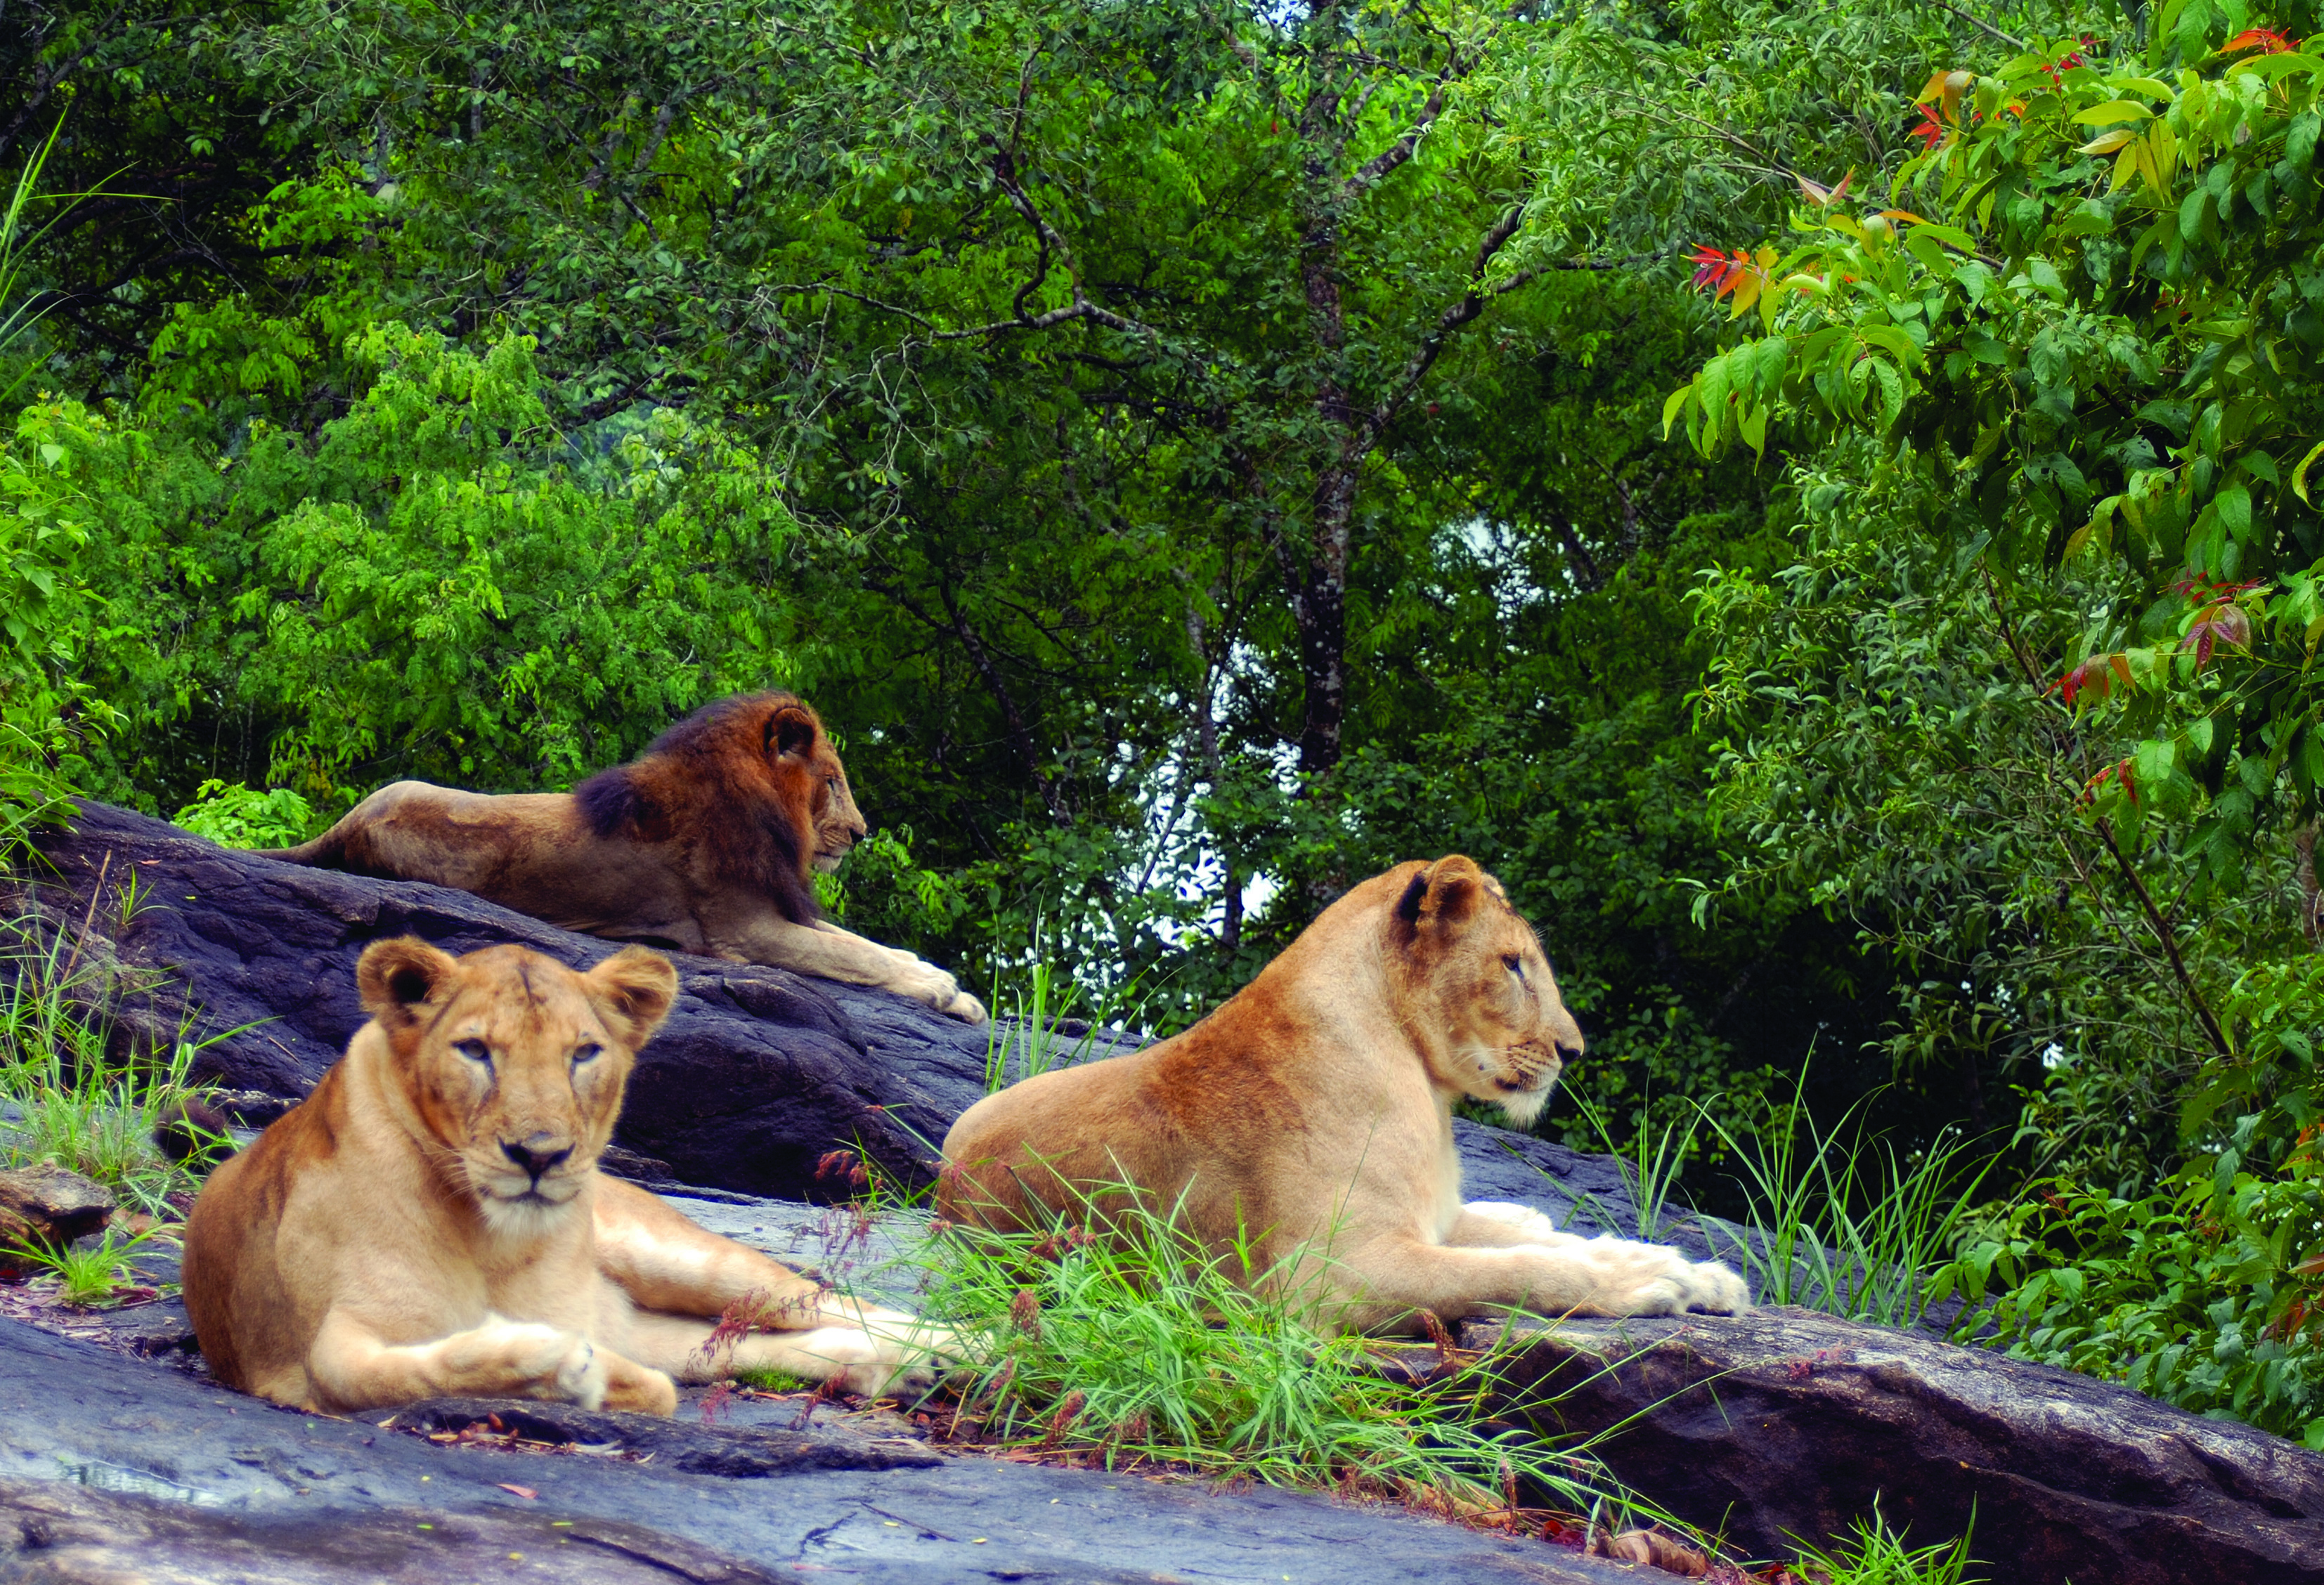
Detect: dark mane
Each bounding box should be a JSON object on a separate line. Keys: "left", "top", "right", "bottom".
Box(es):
{"left": 576, "top": 693, "right": 822, "bottom": 925}
{"left": 573, "top": 764, "right": 646, "bottom": 838}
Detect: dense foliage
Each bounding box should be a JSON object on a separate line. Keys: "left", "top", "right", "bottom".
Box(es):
{"left": 8, "top": 0, "right": 2324, "bottom": 1440}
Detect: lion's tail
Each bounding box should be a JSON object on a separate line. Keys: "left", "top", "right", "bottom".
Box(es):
{"left": 255, "top": 828, "right": 345, "bottom": 866}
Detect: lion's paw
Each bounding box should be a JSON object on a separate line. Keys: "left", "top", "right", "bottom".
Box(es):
{"left": 1682, "top": 1259, "right": 1751, "bottom": 1315}
{"left": 944, "top": 989, "right": 989, "bottom": 1025}
{"left": 603, "top": 1364, "right": 680, "bottom": 1417}
{"left": 498, "top": 1323, "right": 608, "bottom": 1409}
{"left": 793, "top": 1324, "right": 942, "bottom": 1397}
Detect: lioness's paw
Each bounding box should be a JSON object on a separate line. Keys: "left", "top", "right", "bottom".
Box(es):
{"left": 499, "top": 1323, "right": 608, "bottom": 1409}
{"left": 944, "top": 989, "right": 988, "bottom": 1025}
{"left": 1682, "top": 1259, "right": 1751, "bottom": 1315}
{"left": 603, "top": 1364, "right": 680, "bottom": 1417}
{"left": 795, "top": 1324, "right": 945, "bottom": 1397}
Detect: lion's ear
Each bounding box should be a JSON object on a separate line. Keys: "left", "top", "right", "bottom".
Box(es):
{"left": 356, "top": 937, "right": 460, "bottom": 1025}
{"left": 586, "top": 946, "right": 679, "bottom": 1048}
{"left": 767, "top": 701, "right": 820, "bottom": 762}
{"left": 1394, "top": 856, "right": 1486, "bottom": 933}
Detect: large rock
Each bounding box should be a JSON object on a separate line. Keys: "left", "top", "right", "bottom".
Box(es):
{"left": 1479, "top": 1306, "right": 2324, "bottom": 1584}
{"left": 30, "top": 800, "right": 2324, "bottom": 1578}
{"left": 0, "top": 1166, "right": 114, "bottom": 1272}
{"left": 25, "top": 800, "right": 1651, "bottom": 1223}
{"left": 0, "top": 1315, "right": 1638, "bottom": 1584}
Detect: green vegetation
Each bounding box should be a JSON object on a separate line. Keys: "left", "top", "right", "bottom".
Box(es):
{"left": 7, "top": 1225, "right": 165, "bottom": 1310}
{"left": 8, "top": 0, "right": 2324, "bottom": 1458}
{"left": 900, "top": 1180, "right": 1659, "bottom": 1517}
{"left": 0, "top": 901, "right": 228, "bottom": 1216}
{"left": 1793, "top": 1506, "right": 1984, "bottom": 1585}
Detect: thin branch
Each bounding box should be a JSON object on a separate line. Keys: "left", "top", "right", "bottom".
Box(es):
{"left": 1982, "top": 566, "right": 2233, "bottom": 1063}
{"left": 1928, "top": 1, "right": 2027, "bottom": 50}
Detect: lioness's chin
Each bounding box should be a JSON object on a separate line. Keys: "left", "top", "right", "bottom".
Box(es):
{"left": 476, "top": 1183, "right": 588, "bottom": 1241}
{"left": 1494, "top": 1085, "right": 1553, "bottom": 1129}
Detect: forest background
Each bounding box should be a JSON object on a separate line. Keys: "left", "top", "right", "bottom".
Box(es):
{"left": 8, "top": 0, "right": 2324, "bottom": 1441}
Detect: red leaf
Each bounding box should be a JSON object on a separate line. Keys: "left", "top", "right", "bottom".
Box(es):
{"left": 2224, "top": 27, "right": 2296, "bottom": 54}
{"left": 1909, "top": 105, "right": 1947, "bottom": 151}
{"left": 1688, "top": 244, "right": 1753, "bottom": 297}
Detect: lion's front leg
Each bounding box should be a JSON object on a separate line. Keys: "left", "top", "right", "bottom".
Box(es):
{"left": 710, "top": 913, "right": 985, "bottom": 1023}
{"left": 304, "top": 1307, "right": 653, "bottom": 1414}
{"left": 1323, "top": 1236, "right": 1749, "bottom": 1333}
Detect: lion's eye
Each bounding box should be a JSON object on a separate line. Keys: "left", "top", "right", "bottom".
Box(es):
{"left": 572, "top": 1043, "right": 603, "bottom": 1066}
{"left": 1502, "top": 955, "right": 1525, "bottom": 978}
{"left": 454, "top": 1039, "right": 492, "bottom": 1064}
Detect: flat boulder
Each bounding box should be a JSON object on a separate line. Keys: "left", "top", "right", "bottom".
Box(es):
{"left": 1478, "top": 1305, "right": 2324, "bottom": 1585}
{"left": 0, "top": 1314, "right": 1640, "bottom": 1585}
{"left": 0, "top": 1166, "right": 115, "bottom": 1272}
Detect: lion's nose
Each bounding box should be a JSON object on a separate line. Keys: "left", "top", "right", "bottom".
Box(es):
{"left": 501, "top": 1135, "right": 572, "bottom": 1183}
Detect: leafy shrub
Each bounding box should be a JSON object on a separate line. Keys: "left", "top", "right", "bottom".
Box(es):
{"left": 172, "top": 780, "right": 315, "bottom": 848}
{"left": 1934, "top": 956, "right": 2324, "bottom": 1444}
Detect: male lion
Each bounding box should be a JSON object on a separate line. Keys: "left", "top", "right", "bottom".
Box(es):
{"left": 939, "top": 856, "right": 1749, "bottom": 1330}
{"left": 183, "top": 937, "right": 947, "bottom": 1414}
{"left": 263, "top": 692, "right": 985, "bottom": 1023}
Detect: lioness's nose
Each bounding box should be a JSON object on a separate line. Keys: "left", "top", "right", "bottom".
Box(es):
{"left": 501, "top": 1135, "right": 572, "bottom": 1182}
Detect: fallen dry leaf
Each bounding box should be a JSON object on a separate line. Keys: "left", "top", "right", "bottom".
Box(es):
{"left": 1588, "top": 1527, "right": 1710, "bottom": 1576}
{"left": 496, "top": 1482, "right": 538, "bottom": 1500}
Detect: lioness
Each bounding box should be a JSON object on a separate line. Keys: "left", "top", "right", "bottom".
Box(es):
{"left": 940, "top": 856, "right": 1748, "bottom": 1329}
{"left": 263, "top": 692, "right": 985, "bottom": 1024}
{"left": 183, "top": 937, "right": 946, "bottom": 1414}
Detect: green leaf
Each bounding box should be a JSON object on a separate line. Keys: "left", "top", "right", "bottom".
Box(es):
{"left": 2074, "top": 100, "right": 2155, "bottom": 125}
{"left": 2293, "top": 439, "right": 2324, "bottom": 504}
{"left": 1660, "top": 381, "right": 1694, "bottom": 441}
{"left": 2215, "top": 484, "right": 2252, "bottom": 540}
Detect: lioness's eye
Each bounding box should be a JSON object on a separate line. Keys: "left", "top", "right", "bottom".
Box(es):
{"left": 1502, "top": 954, "right": 1525, "bottom": 977}
{"left": 572, "top": 1043, "right": 603, "bottom": 1065}
{"left": 454, "top": 1039, "right": 491, "bottom": 1064}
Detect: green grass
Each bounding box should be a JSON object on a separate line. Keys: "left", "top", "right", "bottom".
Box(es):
{"left": 8, "top": 1225, "right": 166, "bottom": 1307}
{"left": 0, "top": 882, "right": 235, "bottom": 1215}
{"left": 1794, "top": 1504, "right": 1983, "bottom": 1585}
{"left": 1697, "top": 1069, "right": 1997, "bottom": 1328}
{"left": 978, "top": 935, "right": 1157, "bottom": 1094}
{"left": 731, "top": 1366, "right": 814, "bottom": 1394}
{"left": 888, "top": 1175, "right": 1668, "bottom": 1524}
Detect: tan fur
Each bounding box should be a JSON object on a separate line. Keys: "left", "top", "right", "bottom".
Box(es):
{"left": 939, "top": 856, "right": 1750, "bottom": 1331}
{"left": 264, "top": 693, "right": 985, "bottom": 1024}
{"left": 183, "top": 939, "right": 947, "bottom": 1415}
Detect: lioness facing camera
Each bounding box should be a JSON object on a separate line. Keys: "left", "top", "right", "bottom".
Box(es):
{"left": 940, "top": 856, "right": 1748, "bottom": 1330}
{"left": 264, "top": 691, "right": 985, "bottom": 1024}
{"left": 184, "top": 938, "right": 946, "bottom": 1414}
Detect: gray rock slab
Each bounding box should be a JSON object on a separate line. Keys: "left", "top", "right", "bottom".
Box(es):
{"left": 0, "top": 1316, "right": 1637, "bottom": 1584}
{"left": 1481, "top": 1305, "right": 2324, "bottom": 1585}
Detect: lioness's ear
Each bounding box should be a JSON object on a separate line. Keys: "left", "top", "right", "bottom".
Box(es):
{"left": 356, "top": 937, "right": 459, "bottom": 1025}
{"left": 767, "top": 701, "right": 819, "bottom": 762}
{"left": 1398, "top": 856, "right": 1484, "bottom": 932}
{"left": 587, "top": 946, "right": 679, "bottom": 1047}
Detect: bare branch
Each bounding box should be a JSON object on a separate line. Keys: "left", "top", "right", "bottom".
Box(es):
{"left": 1342, "top": 22, "right": 1503, "bottom": 197}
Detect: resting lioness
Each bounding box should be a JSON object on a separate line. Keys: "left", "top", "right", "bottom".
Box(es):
{"left": 264, "top": 691, "right": 986, "bottom": 1024}
{"left": 183, "top": 937, "right": 946, "bottom": 1414}
{"left": 940, "top": 856, "right": 1749, "bottom": 1329}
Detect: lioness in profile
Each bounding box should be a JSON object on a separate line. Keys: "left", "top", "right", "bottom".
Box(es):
{"left": 183, "top": 937, "right": 946, "bottom": 1414}
{"left": 263, "top": 692, "right": 985, "bottom": 1023}
{"left": 940, "top": 856, "right": 1748, "bottom": 1329}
